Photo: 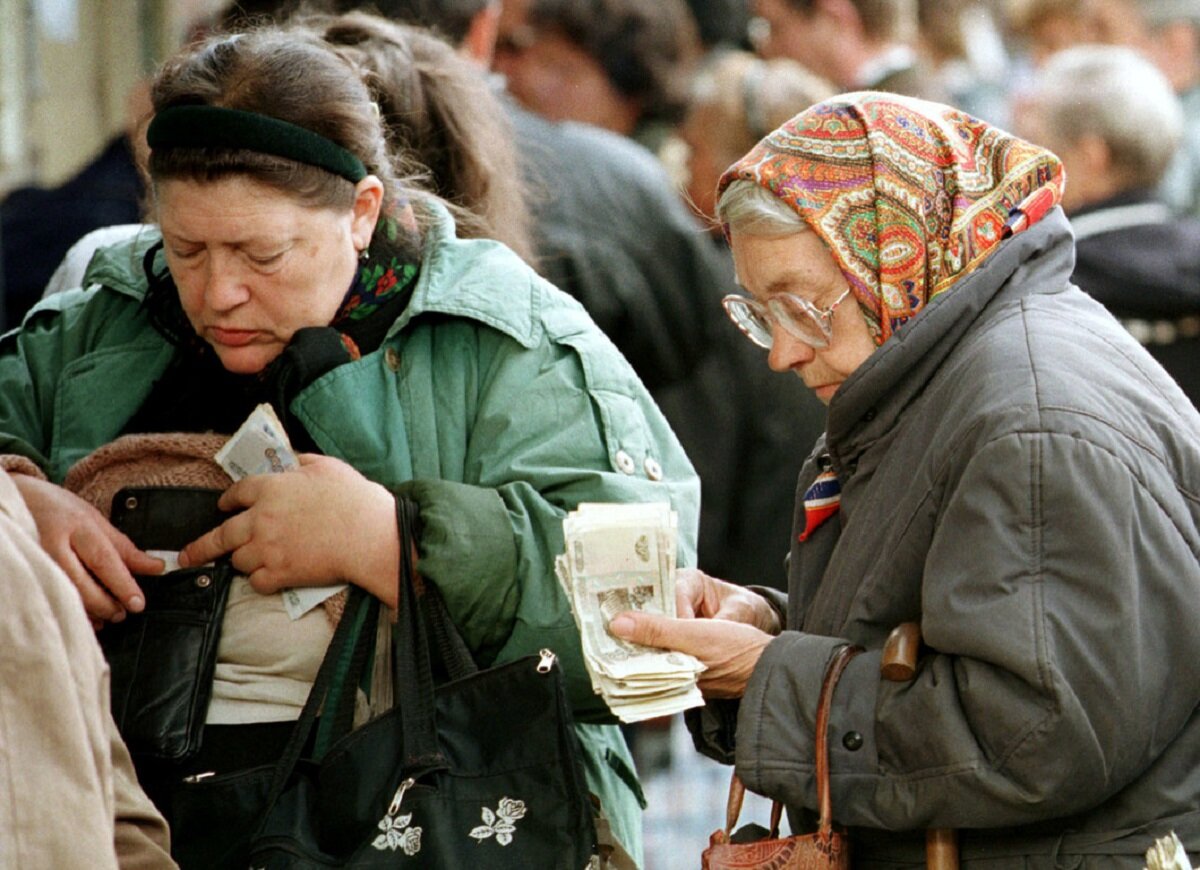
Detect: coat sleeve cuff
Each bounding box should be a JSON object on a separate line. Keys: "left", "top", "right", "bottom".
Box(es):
{"left": 393, "top": 478, "right": 518, "bottom": 657}
{"left": 735, "top": 632, "right": 881, "bottom": 807}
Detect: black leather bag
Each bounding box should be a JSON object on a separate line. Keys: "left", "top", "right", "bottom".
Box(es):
{"left": 173, "top": 497, "right": 599, "bottom": 869}
{"left": 102, "top": 486, "right": 233, "bottom": 762}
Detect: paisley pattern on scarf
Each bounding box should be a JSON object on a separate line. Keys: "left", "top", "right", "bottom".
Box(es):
{"left": 717, "top": 92, "right": 1064, "bottom": 343}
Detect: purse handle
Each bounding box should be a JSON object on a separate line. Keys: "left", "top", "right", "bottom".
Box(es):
{"left": 255, "top": 495, "right": 459, "bottom": 827}
{"left": 722, "top": 642, "right": 864, "bottom": 839}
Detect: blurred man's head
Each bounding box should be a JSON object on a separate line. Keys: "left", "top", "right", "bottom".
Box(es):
{"left": 493, "top": 0, "right": 700, "bottom": 135}
{"left": 1017, "top": 44, "right": 1183, "bottom": 212}
{"left": 750, "top": 0, "right": 916, "bottom": 87}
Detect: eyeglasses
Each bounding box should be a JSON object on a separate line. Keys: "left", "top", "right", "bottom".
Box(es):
{"left": 722, "top": 286, "right": 852, "bottom": 350}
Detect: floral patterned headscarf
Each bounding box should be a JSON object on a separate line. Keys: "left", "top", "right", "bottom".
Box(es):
{"left": 717, "top": 92, "right": 1064, "bottom": 344}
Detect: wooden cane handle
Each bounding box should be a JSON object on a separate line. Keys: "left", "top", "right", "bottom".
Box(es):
{"left": 880, "top": 621, "right": 921, "bottom": 682}
{"left": 878, "top": 622, "right": 960, "bottom": 870}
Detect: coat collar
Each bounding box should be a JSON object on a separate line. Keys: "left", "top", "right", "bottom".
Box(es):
{"left": 823, "top": 207, "right": 1076, "bottom": 469}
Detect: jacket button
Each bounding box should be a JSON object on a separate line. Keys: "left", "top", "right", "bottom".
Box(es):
{"left": 863, "top": 408, "right": 876, "bottom": 421}
{"left": 384, "top": 347, "right": 401, "bottom": 372}
{"left": 842, "top": 730, "right": 864, "bottom": 751}
{"left": 644, "top": 456, "right": 663, "bottom": 480}
{"left": 615, "top": 450, "right": 636, "bottom": 474}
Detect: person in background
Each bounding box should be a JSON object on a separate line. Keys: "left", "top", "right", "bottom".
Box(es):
{"left": 311, "top": 10, "right": 536, "bottom": 264}
{"left": 2, "top": 23, "right": 698, "bottom": 867}
{"left": 1076, "top": 0, "right": 1200, "bottom": 217}
{"left": 676, "top": 50, "right": 834, "bottom": 229}
{"left": 0, "top": 82, "right": 148, "bottom": 330}
{"left": 610, "top": 92, "right": 1200, "bottom": 866}
{"left": 1001, "top": 0, "right": 1098, "bottom": 66}
{"left": 1016, "top": 44, "right": 1200, "bottom": 408}
{"left": 750, "top": 0, "right": 947, "bottom": 101}
{"left": 493, "top": 0, "right": 702, "bottom": 156}
{"left": 916, "top": 0, "right": 1011, "bottom": 125}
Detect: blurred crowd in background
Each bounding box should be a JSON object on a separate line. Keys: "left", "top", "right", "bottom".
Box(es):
{"left": 3, "top": 1, "right": 1200, "bottom": 866}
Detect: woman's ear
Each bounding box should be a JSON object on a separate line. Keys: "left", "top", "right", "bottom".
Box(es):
{"left": 350, "top": 175, "right": 385, "bottom": 251}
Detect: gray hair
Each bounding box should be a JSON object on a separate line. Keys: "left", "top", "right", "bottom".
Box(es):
{"left": 1030, "top": 45, "right": 1183, "bottom": 188}
{"left": 715, "top": 179, "right": 809, "bottom": 236}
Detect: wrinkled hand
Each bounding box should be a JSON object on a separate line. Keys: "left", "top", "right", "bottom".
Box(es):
{"left": 674, "top": 568, "right": 782, "bottom": 633}
{"left": 607, "top": 568, "right": 782, "bottom": 699}
{"left": 12, "top": 474, "right": 163, "bottom": 624}
{"left": 608, "top": 609, "right": 773, "bottom": 699}
{"left": 179, "top": 454, "right": 400, "bottom": 606}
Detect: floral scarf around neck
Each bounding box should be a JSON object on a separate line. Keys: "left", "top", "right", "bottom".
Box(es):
{"left": 717, "top": 91, "right": 1065, "bottom": 344}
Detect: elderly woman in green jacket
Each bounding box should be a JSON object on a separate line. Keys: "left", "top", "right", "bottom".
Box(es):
{"left": 0, "top": 25, "right": 697, "bottom": 869}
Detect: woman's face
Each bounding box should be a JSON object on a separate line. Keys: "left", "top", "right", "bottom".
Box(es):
{"left": 730, "top": 228, "right": 877, "bottom": 405}
{"left": 157, "top": 175, "right": 381, "bottom": 375}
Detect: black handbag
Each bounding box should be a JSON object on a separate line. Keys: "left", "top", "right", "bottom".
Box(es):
{"left": 102, "top": 486, "right": 234, "bottom": 762}
{"left": 174, "top": 496, "right": 600, "bottom": 869}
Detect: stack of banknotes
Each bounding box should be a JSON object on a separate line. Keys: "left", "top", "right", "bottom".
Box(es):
{"left": 214, "top": 403, "right": 345, "bottom": 620}
{"left": 556, "top": 502, "right": 705, "bottom": 723}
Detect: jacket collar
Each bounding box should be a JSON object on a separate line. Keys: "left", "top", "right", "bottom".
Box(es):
{"left": 385, "top": 198, "right": 541, "bottom": 349}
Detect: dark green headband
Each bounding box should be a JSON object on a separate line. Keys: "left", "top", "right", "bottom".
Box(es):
{"left": 146, "top": 105, "right": 368, "bottom": 183}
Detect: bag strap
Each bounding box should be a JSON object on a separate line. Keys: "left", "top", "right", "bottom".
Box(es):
{"left": 721, "top": 642, "right": 864, "bottom": 839}
{"left": 391, "top": 496, "right": 450, "bottom": 772}
{"left": 814, "top": 643, "right": 863, "bottom": 837}
{"left": 257, "top": 583, "right": 378, "bottom": 823}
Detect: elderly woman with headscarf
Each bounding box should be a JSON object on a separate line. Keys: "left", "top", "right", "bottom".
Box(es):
{"left": 612, "top": 92, "right": 1200, "bottom": 865}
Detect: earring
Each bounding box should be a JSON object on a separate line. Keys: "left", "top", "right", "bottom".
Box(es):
{"left": 359, "top": 248, "right": 370, "bottom": 262}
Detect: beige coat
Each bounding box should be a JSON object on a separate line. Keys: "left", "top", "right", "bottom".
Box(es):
{"left": 0, "top": 469, "right": 174, "bottom": 868}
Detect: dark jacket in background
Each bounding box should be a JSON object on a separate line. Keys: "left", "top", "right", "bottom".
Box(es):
{"left": 510, "top": 102, "right": 826, "bottom": 588}
{"left": 1069, "top": 189, "right": 1200, "bottom": 408}
{"left": 0, "top": 136, "right": 143, "bottom": 330}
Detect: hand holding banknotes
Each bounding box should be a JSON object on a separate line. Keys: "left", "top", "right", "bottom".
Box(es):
{"left": 179, "top": 453, "right": 400, "bottom": 606}
{"left": 608, "top": 568, "right": 780, "bottom": 699}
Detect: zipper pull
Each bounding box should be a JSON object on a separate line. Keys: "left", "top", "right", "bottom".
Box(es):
{"left": 388, "top": 777, "right": 416, "bottom": 815}
{"left": 182, "top": 771, "right": 215, "bottom": 783}
{"left": 537, "top": 648, "right": 556, "bottom": 673}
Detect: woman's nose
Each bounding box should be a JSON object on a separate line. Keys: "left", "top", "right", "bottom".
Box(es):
{"left": 766, "top": 324, "right": 816, "bottom": 373}
{"left": 203, "top": 258, "right": 250, "bottom": 311}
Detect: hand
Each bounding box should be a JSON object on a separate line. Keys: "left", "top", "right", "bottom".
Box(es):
{"left": 179, "top": 454, "right": 400, "bottom": 605}
{"left": 12, "top": 474, "right": 163, "bottom": 623}
{"left": 674, "top": 568, "right": 782, "bottom": 633}
{"left": 608, "top": 609, "right": 774, "bottom": 699}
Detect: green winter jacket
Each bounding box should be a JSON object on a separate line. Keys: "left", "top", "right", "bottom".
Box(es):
{"left": 0, "top": 203, "right": 701, "bottom": 864}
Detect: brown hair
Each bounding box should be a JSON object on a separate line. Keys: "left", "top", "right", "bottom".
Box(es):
{"left": 148, "top": 25, "right": 415, "bottom": 216}
{"left": 312, "top": 12, "right": 536, "bottom": 263}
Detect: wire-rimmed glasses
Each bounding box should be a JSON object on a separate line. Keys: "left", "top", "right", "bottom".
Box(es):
{"left": 721, "top": 286, "right": 852, "bottom": 349}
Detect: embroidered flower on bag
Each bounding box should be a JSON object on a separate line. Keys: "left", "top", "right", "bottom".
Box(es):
{"left": 469, "top": 797, "right": 527, "bottom": 846}
{"left": 372, "top": 810, "right": 422, "bottom": 855}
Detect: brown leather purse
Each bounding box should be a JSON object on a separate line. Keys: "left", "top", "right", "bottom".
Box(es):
{"left": 702, "top": 643, "right": 864, "bottom": 870}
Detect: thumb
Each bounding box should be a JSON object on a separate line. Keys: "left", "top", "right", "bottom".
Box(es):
{"left": 608, "top": 610, "right": 676, "bottom": 650}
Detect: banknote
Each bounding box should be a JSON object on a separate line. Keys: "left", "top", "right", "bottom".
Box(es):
{"left": 214, "top": 403, "right": 345, "bottom": 620}
{"left": 214, "top": 403, "right": 299, "bottom": 481}
{"left": 558, "top": 502, "right": 703, "bottom": 723}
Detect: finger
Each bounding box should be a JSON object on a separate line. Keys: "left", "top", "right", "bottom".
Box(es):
{"left": 216, "top": 477, "right": 262, "bottom": 512}
{"left": 607, "top": 611, "right": 704, "bottom": 655}
{"left": 105, "top": 525, "right": 165, "bottom": 580}
{"left": 54, "top": 544, "right": 125, "bottom": 622}
{"left": 179, "top": 513, "right": 253, "bottom": 568}
{"left": 245, "top": 566, "right": 286, "bottom": 596}
{"left": 297, "top": 453, "right": 323, "bottom": 467}
{"left": 70, "top": 528, "right": 145, "bottom": 615}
